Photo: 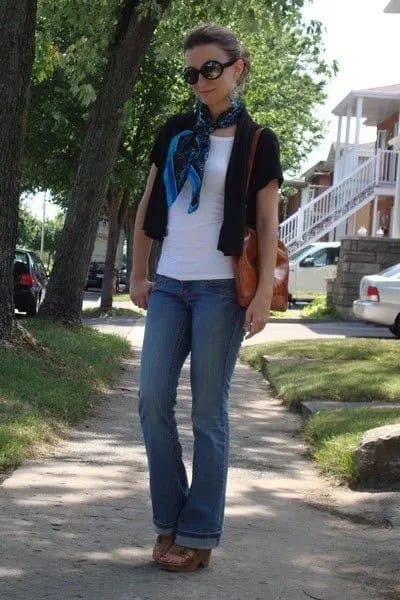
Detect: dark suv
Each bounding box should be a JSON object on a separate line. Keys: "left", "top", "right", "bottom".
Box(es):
{"left": 85, "top": 262, "right": 121, "bottom": 292}
{"left": 13, "top": 249, "right": 48, "bottom": 316}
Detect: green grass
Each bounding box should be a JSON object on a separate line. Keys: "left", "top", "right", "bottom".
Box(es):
{"left": 240, "top": 338, "right": 400, "bottom": 406}
{"left": 270, "top": 295, "right": 341, "bottom": 320}
{"left": 240, "top": 338, "right": 400, "bottom": 483}
{"left": 303, "top": 407, "right": 400, "bottom": 483}
{"left": 270, "top": 309, "right": 303, "bottom": 318}
{"left": 113, "top": 293, "right": 131, "bottom": 302}
{"left": 0, "top": 320, "right": 130, "bottom": 472}
{"left": 300, "top": 294, "right": 341, "bottom": 319}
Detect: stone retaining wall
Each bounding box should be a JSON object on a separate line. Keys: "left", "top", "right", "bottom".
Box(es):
{"left": 330, "top": 237, "right": 400, "bottom": 318}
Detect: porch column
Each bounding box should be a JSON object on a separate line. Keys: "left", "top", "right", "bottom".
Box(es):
{"left": 343, "top": 105, "right": 352, "bottom": 177}
{"left": 333, "top": 115, "right": 343, "bottom": 184}
{"left": 371, "top": 196, "right": 379, "bottom": 236}
{"left": 354, "top": 96, "right": 363, "bottom": 147}
{"left": 345, "top": 105, "right": 352, "bottom": 149}
{"left": 390, "top": 134, "right": 400, "bottom": 237}
{"left": 397, "top": 109, "right": 400, "bottom": 138}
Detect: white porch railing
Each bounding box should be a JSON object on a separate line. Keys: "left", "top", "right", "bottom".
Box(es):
{"left": 281, "top": 150, "right": 398, "bottom": 255}
{"left": 335, "top": 145, "right": 375, "bottom": 183}
{"left": 376, "top": 150, "right": 399, "bottom": 185}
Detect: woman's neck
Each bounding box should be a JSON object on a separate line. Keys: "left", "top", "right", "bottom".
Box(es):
{"left": 208, "top": 99, "right": 231, "bottom": 120}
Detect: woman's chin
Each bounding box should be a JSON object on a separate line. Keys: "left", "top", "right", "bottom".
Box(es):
{"left": 199, "top": 94, "right": 229, "bottom": 110}
{"left": 199, "top": 91, "right": 216, "bottom": 104}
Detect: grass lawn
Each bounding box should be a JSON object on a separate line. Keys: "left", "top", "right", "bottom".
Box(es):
{"left": 0, "top": 320, "right": 130, "bottom": 473}
{"left": 271, "top": 295, "right": 341, "bottom": 320}
{"left": 270, "top": 309, "right": 303, "bottom": 319}
{"left": 240, "top": 338, "right": 400, "bottom": 484}
{"left": 240, "top": 338, "right": 400, "bottom": 407}
{"left": 82, "top": 306, "right": 143, "bottom": 318}
{"left": 113, "top": 293, "right": 131, "bottom": 302}
{"left": 303, "top": 406, "right": 400, "bottom": 484}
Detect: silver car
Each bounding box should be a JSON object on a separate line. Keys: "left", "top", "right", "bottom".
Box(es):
{"left": 353, "top": 263, "right": 400, "bottom": 338}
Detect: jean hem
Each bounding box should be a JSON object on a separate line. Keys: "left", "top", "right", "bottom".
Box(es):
{"left": 154, "top": 523, "right": 176, "bottom": 535}
{"left": 174, "top": 533, "right": 220, "bottom": 549}
{"left": 153, "top": 520, "right": 175, "bottom": 535}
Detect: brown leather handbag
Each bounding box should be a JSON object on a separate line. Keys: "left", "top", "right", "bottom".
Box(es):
{"left": 233, "top": 128, "right": 289, "bottom": 311}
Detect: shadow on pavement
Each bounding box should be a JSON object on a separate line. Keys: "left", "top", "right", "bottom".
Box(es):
{"left": 0, "top": 349, "right": 399, "bottom": 600}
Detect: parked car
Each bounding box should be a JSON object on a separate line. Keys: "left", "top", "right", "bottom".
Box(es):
{"left": 288, "top": 242, "right": 341, "bottom": 302}
{"left": 13, "top": 248, "right": 48, "bottom": 316}
{"left": 85, "top": 262, "right": 121, "bottom": 292}
{"left": 86, "top": 262, "right": 106, "bottom": 289}
{"left": 353, "top": 263, "right": 400, "bottom": 338}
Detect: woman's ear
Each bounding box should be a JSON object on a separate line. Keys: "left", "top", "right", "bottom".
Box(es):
{"left": 234, "top": 58, "right": 245, "bottom": 83}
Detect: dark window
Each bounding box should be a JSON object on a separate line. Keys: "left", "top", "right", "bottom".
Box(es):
{"left": 311, "top": 249, "right": 329, "bottom": 267}
{"left": 14, "top": 251, "right": 29, "bottom": 266}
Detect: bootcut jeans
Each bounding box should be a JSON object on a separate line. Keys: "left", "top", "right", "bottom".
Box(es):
{"left": 138, "top": 274, "right": 246, "bottom": 549}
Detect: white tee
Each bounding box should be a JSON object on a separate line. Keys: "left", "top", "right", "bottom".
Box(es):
{"left": 157, "top": 135, "right": 235, "bottom": 280}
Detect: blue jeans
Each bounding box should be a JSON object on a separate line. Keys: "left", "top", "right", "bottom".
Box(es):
{"left": 138, "top": 274, "right": 245, "bottom": 549}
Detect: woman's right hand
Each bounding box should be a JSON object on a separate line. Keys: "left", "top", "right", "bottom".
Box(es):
{"left": 130, "top": 278, "right": 153, "bottom": 310}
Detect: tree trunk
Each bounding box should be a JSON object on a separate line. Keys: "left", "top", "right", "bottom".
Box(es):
{"left": 39, "top": 0, "right": 171, "bottom": 324}
{"left": 125, "top": 203, "right": 138, "bottom": 294}
{"left": 100, "top": 188, "right": 129, "bottom": 311}
{"left": 0, "top": 1, "right": 37, "bottom": 343}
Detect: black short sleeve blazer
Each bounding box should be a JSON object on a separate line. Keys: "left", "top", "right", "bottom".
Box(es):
{"left": 143, "top": 107, "right": 283, "bottom": 256}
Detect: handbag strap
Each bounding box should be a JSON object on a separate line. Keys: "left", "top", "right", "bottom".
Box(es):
{"left": 246, "top": 127, "right": 263, "bottom": 197}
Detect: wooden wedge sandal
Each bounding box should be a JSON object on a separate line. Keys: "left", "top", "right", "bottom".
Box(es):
{"left": 157, "top": 544, "right": 211, "bottom": 572}
{"left": 152, "top": 533, "right": 175, "bottom": 562}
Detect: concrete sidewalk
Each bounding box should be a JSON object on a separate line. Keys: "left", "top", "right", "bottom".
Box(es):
{"left": 0, "top": 318, "right": 399, "bottom": 600}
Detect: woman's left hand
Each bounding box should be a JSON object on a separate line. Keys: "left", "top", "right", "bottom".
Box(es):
{"left": 244, "top": 294, "right": 271, "bottom": 339}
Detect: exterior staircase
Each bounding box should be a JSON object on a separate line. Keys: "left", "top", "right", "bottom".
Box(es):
{"left": 280, "top": 149, "right": 399, "bottom": 255}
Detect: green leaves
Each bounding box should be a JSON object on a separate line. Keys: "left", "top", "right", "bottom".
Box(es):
{"left": 26, "top": 0, "right": 337, "bottom": 204}
{"left": 36, "top": 0, "right": 120, "bottom": 104}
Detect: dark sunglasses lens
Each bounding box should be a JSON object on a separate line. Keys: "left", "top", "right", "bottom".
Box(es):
{"left": 201, "top": 61, "right": 223, "bottom": 80}
{"left": 183, "top": 68, "right": 199, "bottom": 84}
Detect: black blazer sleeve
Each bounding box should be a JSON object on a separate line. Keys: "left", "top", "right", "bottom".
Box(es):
{"left": 149, "top": 123, "right": 168, "bottom": 168}
{"left": 251, "top": 127, "right": 284, "bottom": 193}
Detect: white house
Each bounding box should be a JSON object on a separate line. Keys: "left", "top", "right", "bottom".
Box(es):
{"left": 281, "top": 84, "right": 400, "bottom": 255}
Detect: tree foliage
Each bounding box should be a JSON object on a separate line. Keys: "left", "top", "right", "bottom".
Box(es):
{"left": 17, "top": 206, "right": 64, "bottom": 267}
{"left": 21, "top": 0, "right": 337, "bottom": 321}
{"left": 25, "top": 0, "right": 337, "bottom": 208}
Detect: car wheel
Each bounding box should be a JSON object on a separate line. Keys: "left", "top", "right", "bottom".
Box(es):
{"left": 288, "top": 293, "right": 296, "bottom": 308}
{"left": 389, "top": 314, "right": 400, "bottom": 338}
{"left": 26, "top": 294, "right": 40, "bottom": 317}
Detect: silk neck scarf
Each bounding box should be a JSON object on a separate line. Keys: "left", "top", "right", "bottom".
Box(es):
{"left": 163, "top": 97, "right": 244, "bottom": 213}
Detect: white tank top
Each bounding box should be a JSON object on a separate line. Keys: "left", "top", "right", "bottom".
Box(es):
{"left": 157, "top": 135, "right": 235, "bottom": 280}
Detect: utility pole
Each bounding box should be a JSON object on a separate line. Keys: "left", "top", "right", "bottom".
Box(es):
{"left": 40, "top": 191, "right": 46, "bottom": 258}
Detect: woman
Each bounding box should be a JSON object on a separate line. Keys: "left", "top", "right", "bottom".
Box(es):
{"left": 130, "top": 23, "right": 283, "bottom": 572}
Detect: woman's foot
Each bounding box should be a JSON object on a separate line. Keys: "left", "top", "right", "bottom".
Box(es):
{"left": 157, "top": 544, "right": 212, "bottom": 572}
{"left": 152, "top": 533, "right": 175, "bottom": 562}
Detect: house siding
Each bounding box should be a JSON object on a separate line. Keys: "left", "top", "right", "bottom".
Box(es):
{"left": 377, "top": 112, "right": 400, "bottom": 144}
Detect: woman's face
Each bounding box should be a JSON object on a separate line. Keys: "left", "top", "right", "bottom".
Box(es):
{"left": 185, "top": 43, "right": 244, "bottom": 109}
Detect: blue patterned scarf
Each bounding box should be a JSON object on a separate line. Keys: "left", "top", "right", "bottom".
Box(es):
{"left": 163, "top": 98, "right": 244, "bottom": 213}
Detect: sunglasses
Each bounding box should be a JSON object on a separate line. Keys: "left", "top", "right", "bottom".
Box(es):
{"left": 183, "top": 59, "right": 237, "bottom": 85}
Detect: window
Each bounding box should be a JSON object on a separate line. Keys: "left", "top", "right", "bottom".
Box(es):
{"left": 290, "top": 245, "right": 315, "bottom": 262}
{"left": 14, "top": 251, "right": 29, "bottom": 266}
{"left": 379, "top": 263, "right": 400, "bottom": 279}
{"left": 311, "top": 249, "right": 329, "bottom": 267}
{"left": 31, "top": 254, "right": 47, "bottom": 279}
{"left": 325, "top": 247, "right": 340, "bottom": 265}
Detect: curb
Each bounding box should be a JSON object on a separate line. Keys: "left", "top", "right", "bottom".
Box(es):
{"left": 268, "top": 317, "right": 368, "bottom": 324}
